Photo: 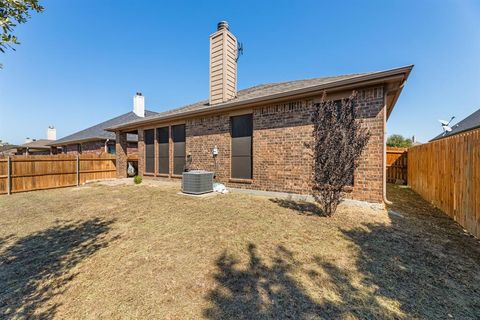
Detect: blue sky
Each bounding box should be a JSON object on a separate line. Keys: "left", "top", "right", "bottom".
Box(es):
{"left": 1, "top": 0, "right": 479, "bottom": 144}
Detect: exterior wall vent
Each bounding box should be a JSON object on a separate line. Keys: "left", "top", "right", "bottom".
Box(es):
{"left": 181, "top": 170, "right": 214, "bottom": 194}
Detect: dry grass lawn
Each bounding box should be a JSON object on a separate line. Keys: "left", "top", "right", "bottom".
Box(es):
{"left": 0, "top": 182, "right": 479, "bottom": 319}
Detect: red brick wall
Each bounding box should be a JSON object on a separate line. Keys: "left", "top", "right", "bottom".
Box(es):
{"left": 116, "top": 133, "right": 128, "bottom": 178}
{"left": 127, "top": 142, "right": 139, "bottom": 156}
{"left": 63, "top": 140, "right": 138, "bottom": 156}
{"left": 64, "top": 144, "right": 81, "bottom": 155}
{"left": 81, "top": 141, "right": 106, "bottom": 154}
{"left": 121, "top": 86, "right": 386, "bottom": 203}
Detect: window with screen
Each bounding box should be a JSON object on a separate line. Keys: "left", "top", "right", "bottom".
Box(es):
{"left": 231, "top": 114, "right": 253, "bottom": 179}
{"left": 157, "top": 127, "right": 169, "bottom": 174}
{"left": 144, "top": 129, "right": 155, "bottom": 173}
{"left": 172, "top": 124, "right": 186, "bottom": 175}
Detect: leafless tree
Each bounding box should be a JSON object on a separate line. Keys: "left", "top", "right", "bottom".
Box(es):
{"left": 311, "top": 92, "right": 370, "bottom": 216}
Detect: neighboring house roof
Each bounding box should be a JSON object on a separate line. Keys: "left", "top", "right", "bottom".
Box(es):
{"left": 19, "top": 139, "right": 54, "bottom": 150}
{"left": 50, "top": 110, "right": 157, "bottom": 146}
{"left": 0, "top": 144, "right": 19, "bottom": 151}
{"left": 0, "top": 144, "right": 19, "bottom": 154}
{"left": 431, "top": 108, "right": 480, "bottom": 141}
{"left": 107, "top": 65, "right": 413, "bottom": 132}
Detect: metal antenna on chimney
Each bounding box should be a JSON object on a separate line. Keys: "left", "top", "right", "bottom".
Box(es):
{"left": 236, "top": 42, "right": 244, "bottom": 62}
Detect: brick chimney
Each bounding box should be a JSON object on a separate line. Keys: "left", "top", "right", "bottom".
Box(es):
{"left": 133, "top": 92, "right": 145, "bottom": 117}
{"left": 209, "top": 21, "right": 237, "bottom": 105}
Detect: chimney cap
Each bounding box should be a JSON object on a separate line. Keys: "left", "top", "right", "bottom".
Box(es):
{"left": 136, "top": 92, "right": 142, "bottom": 96}
{"left": 217, "top": 21, "right": 229, "bottom": 31}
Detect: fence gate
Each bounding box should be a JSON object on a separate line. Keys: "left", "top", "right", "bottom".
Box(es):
{"left": 386, "top": 147, "right": 408, "bottom": 184}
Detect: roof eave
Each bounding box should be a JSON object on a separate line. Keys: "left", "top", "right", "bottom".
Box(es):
{"left": 49, "top": 135, "right": 139, "bottom": 147}
{"left": 108, "top": 65, "right": 414, "bottom": 132}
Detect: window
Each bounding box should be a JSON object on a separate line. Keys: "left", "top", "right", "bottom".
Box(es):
{"left": 172, "top": 124, "right": 186, "bottom": 175}
{"left": 157, "top": 127, "right": 169, "bottom": 174}
{"left": 144, "top": 129, "right": 155, "bottom": 173}
{"left": 107, "top": 144, "right": 116, "bottom": 155}
{"left": 231, "top": 114, "right": 253, "bottom": 179}
{"left": 77, "top": 143, "right": 82, "bottom": 154}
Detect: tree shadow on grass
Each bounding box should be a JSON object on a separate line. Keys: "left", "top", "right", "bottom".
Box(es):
{"left": 203, "top": 243, "right": 323, "bottom": 319}
{"left": 339, "top": 216, "right": 480, "bottom": 319}
{"left": 205, "top": 187, "right": 480, "bottom": 319}
{"left": 0, "top": 218, "right": 116, "bottom": 319}
{"left": 204, "top": 243, "right": 398, "bottom": 319}
{"left": 337, "top": 185, "right": 480, "bottom": 319}
{"left": 269, "top": 198, "right": 326, "bottom": 216}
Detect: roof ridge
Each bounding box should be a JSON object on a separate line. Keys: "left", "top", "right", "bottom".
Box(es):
{"left": 52, "top": 109, "right": 158, "bottom": 145}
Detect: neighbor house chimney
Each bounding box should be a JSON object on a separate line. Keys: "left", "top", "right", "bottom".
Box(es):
{"left": 133, "top": 92, "right": 145, "bottom": 117}
{"left": 47, "top": 125, "right": 56, "bottom": 140}
{"left": 209, "top": 21, "right": 237, "bottom": 105}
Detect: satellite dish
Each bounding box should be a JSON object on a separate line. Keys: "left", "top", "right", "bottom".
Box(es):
{"left": 439, "top": 116, "right": 455, "bottom": 135}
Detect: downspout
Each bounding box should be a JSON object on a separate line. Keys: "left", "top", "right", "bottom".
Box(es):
{"left": 104, "top": 139, "right": 110, "bottom": 153}
{"left": 383, "top": 89, "right": 392, "bottom": 205}
{"left": 383, "top": 80, "right": 406, "bottom": 205}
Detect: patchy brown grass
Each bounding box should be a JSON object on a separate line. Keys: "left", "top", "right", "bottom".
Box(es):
{"left": 0, "top": 182, "right": 478, "bottom": 319}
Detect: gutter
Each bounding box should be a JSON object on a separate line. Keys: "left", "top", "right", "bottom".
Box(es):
{"left": 107, "top": 65, "right": 414, "bottom": 132}
{"left": 48, "top": 136, "right": 139, "bottom": 147}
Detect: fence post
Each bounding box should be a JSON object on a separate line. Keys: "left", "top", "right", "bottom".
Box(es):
{"left": 76, "top": 155, "right": 80, "bottom": 186}
{"left": 7, "top": 156, "right": 11, "bottom": 195}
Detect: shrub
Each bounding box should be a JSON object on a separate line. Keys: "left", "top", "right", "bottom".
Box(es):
{"left": 133, "top": 175, "right": 142, "bottom": 184}
{"left": 311, "top": 91, "right": 370, "bottom": 216}
{"left": 387, "top": 134, "right": 412, "bottom": 148}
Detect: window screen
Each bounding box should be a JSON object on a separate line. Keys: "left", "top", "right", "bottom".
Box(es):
{"left": 231, "top": 114, "right": 253, "bottom": 179}
{"left": 172, "top": 124, "right": 186, "bottom": 175}
{"left": 157, "top": 127, "right": 169, "bottom": 174}
{"left": 144, "top": 129, "right": 155, "bottom": 173}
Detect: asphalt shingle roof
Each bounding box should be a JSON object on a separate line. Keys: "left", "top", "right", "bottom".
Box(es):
{"left": 19, "top": 139, "right": 53, "bottom": 149}
{"left": 109, "top": 73, "right": 371, "bottom": 130}
{"left": 431, "top": 108, "right": 480, "bottom": 141}
{"left": 52, "top": 110, "right": 157, "bottom": 145}
{"left": 0, "top": 144, "right": 19, "bottom": 152}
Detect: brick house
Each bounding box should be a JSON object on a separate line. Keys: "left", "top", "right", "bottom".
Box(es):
{"left": 50, "top": 93, "right": 157, "bottom": 155}
{"left": 108, "top": 21, "right": 413, "bottom": 204}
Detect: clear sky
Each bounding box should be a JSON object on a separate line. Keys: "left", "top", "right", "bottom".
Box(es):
{"left": 1, "top": 0, "right": 479, "bottom": 144}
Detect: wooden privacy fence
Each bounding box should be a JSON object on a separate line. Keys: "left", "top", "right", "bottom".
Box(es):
{"left": 408, "top": 129, "right": 480, "bottom": 238}
{"left": 0, "top": 154, "right": 116, "bottom": 194}
{"left": 386, "top": 147, "right": 408, "bottom": 184}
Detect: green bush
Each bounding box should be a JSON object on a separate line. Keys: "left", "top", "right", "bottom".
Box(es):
{"left": 133, "top": 175, "right": 142, "bottom": 184}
